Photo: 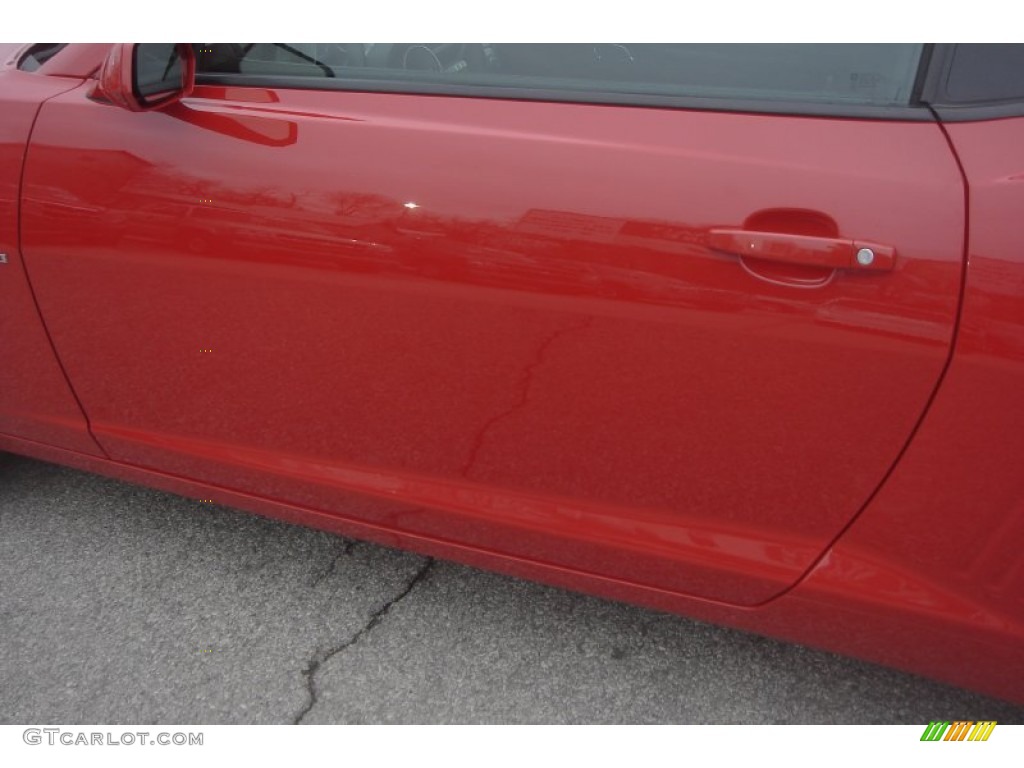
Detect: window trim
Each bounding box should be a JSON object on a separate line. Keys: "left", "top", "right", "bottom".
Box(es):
{"left": 193, "top": 44, "right": 936, "bottom": 122}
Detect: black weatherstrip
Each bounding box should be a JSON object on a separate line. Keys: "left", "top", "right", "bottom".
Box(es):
{"left": 194, "top": 72, "right": 935, "bottom": 122}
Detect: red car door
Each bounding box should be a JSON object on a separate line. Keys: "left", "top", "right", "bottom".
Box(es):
{"left": 18, "top": 44, "right": 964, "bottom": 605}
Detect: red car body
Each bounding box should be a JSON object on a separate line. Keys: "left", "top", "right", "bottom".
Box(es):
{"left": 1, "top": 43, "right": 1021, "bottom": 704}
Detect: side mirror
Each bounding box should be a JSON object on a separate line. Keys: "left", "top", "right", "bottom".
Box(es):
{"left": 91, "top": 43, "right": 195, "bottom": 112}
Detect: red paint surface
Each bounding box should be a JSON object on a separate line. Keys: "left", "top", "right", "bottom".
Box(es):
{"left": 0, "top": 68, "right": 103, "bottom": 454}
{"left": 1, "top": 45, "right": 1021, "bottom": 703}
{"left": 19, "top": 82, "right": 964, "bottom": 605}
{"left": 794, "top": 117, "right": 1024, "bottom": 702}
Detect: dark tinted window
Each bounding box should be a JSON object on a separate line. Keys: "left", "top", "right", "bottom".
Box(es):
{"left": 946, "top": 44, "right": 1024, "bottom": 103}
{"left": 196, "top": 44, "right": 923, "bottom": 107}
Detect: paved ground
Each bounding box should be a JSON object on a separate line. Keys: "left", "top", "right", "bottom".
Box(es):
{"left": 1, "top": 453, "right": 1022, "bottom": 724}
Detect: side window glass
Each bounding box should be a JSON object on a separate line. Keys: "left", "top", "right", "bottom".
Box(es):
{"left": 196, "top": 44, "right": 924, "bottom": 107}
{"left": 945, "top": 44, "right": 1024, "bottom": 103}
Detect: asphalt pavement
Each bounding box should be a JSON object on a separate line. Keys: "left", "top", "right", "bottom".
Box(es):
{"left": 2, "top": 452, "right": 1022, "bottom": 724}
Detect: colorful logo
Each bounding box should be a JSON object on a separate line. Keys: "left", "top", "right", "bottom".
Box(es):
{"left": 920, "top": 721, "right": 997, "bottom": 741}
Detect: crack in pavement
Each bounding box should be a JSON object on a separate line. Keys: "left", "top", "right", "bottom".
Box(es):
{"left": 293, "top": 556, "right": 435, "bottom": 724}
{"left": 291, "top": 317, "right": 591, "bottom": 722}
{"left": 309, "top": 539, "right": 355, "bottom": 588}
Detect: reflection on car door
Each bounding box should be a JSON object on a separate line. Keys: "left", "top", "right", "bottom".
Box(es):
{"left": 19, "top": 80, "right": 963, "bottom": 605}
